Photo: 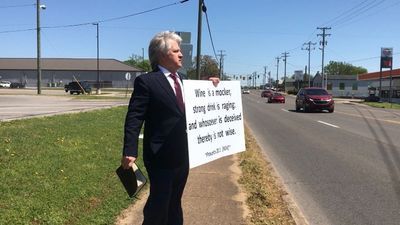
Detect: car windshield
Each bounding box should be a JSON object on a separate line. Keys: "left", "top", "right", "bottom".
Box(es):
{"left": 305, "top": 89, "right": 328, "bottom": 95}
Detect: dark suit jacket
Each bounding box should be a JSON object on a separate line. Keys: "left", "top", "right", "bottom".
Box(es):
{"left": 123, "top": 69, "right": 188, "bottom": 169}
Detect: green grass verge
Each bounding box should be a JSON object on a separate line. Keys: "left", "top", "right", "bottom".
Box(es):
{"left": 238, "top": 125, "right": 295, "bottom": 225}
{"left": 0, "top": 106, "right": 145, "bottom": 225}
{"left": 362, "top": 101, "right": 400, "bottom": 109}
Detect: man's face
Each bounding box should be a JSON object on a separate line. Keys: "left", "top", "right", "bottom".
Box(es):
{"left": 160, "top": 40, "right": 183, "bottom": 72}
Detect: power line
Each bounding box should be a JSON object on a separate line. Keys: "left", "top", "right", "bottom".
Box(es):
{"left": 0, "top": 3, "right": 35, "bottom": 9}
{"left": 321, "top": 0, "right": 373, "bottom": 27}
{"left": 202, "top": 1, "right": 219, "bottom": 62}
{"left": 331, "top": 0, "right": 386, "bottom": 28}
{"left": 0, "top": 0, "right": 189, "bottom": 34}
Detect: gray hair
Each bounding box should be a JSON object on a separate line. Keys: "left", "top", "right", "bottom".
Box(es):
{"left": 148, "top": 31, "right": 182, "bottom": 71}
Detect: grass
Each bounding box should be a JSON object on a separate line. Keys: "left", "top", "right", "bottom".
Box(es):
{"left": 1, "top": 105, "right": 296, "bottom": 225}
{"left": 0, "top": 106, "right": 145, "bottom": 225}
{"left": 362, "top": 101, "right": 400, "bottom": 109}
{"left": 71, "top": 95, "right": 130, "bottom": 100}
{"left": 238, "top": 125, "right": 295, "bottom": 225}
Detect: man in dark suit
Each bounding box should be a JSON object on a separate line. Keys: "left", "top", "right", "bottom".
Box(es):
{"left": 121, "top": 31, "right": 218, "bottom": 225}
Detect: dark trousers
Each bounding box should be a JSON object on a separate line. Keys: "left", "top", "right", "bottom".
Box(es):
{"left": 142, "top": 163, "right": 189, "bottom": 225}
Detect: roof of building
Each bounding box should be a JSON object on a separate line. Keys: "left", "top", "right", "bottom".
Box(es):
{"left": 0, "top": 58, "right": 143, "bottom": 72}
{"left": 327, "top": 75, "right": 357, "bottom": 80}
{"left": 358, "top": 68, "right": 400, "bottom": 80}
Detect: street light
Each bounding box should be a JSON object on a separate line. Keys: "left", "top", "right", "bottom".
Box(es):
{"left": 36, "top": 0, "right": 46, "bottom": 94}
{"left": 93, "top": 22, "right": 100, "bottom": 94}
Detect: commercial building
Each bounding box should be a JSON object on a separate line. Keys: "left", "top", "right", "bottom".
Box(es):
{"left": 0, "top": 58, "right": 144, "bottom": 88}
{"left": 358, "top": 68, "right": 400, "bottom": 102}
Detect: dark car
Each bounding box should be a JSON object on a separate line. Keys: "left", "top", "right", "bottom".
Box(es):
{"left": 261, "top": 89, "right": 274, "bottom": 98}
{"left": 268, "top": 92, "right": 285, "bottom": 103}
{"left": 295, "top": 87, "right": 334, "bottom": 113}
{"left": 10, "top": 82, "right": 26, "bottom": 88}
{"left": 64, "top": 81, "right": 92, "bottom": 95}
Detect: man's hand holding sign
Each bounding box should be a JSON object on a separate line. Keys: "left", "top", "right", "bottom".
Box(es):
{"left": 183, "top": 80, "right": 245, "bottom": 168}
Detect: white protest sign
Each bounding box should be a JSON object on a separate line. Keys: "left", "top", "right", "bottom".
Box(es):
{"left": 183, "top": 80, "right": 245, "bottom": 169}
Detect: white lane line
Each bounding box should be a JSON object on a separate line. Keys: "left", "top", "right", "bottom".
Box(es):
{"left": 317, "top": 120, "right": 340, "bottom": 128}
{"left": 281, "top": 108, "right": 289, "bottom": 112}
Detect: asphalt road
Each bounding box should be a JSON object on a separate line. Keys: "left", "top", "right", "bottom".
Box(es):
{"left": 242, "top": 91, "right": 400, "bottom": 225}
{"left": 0, "top": 89, "right": 129, "bottom": 121}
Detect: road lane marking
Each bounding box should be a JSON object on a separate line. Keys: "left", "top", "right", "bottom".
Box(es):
{"left": 335, "top": 111, "right": 400, "bottom": 125}
{"left": 317, "top": 120, "right": 340, "bottom": 128}
{"left": 281, "top": 108, "right": 289, "bottom": 112}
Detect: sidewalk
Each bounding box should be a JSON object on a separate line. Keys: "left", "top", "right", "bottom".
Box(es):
{"left": 115, "top": 155, "right": 248, "bottom": 225}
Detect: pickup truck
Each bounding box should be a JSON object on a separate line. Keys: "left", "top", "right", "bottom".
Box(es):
{"left": 64, "top": 81, "right": 92, "bottom": 95}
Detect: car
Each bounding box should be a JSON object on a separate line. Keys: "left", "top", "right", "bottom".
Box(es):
{"left": 10, "top": 82, "right": 26, "bottom": 88}
{"left": 242, "top": 89, "right": 250, "bottom": 94}
{"left": 268, "top": 92, "right": 285, "bottom": 103}
{"left": 0, "top": 81, "right": 11, "bottom": 88}
{"left": 295, "top": 87, "right": 334, "bottom": 113}
{"left": 64, "top": 81, "right": 92, "bottom": 95}
{"left": 261, "top": 89, "right": 274, "bottom": 98}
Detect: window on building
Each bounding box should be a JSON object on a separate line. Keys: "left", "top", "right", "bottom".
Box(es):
{"left": 327, "top": 83, "right": 332, "bottom": 90}
{"left": 352, "top": 83, "right": 358, "bottom": 90}
{"left": 339, "top": 83, "right": 345, "bottom": 90}
{"left": 381, "top": 90, "right": 389, "bottom": 98}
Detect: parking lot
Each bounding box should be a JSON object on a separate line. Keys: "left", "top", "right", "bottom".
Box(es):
{"left": 0, "top": 88, "right": 129, "bottom": 121}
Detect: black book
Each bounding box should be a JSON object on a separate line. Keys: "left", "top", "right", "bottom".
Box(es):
{"left": 116, "top": 163, "right": 147, "bottom": 198}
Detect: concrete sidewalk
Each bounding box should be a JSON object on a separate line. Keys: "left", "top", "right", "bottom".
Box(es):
{"left": 115, "top": 155, "right": 248, "bottom": 225}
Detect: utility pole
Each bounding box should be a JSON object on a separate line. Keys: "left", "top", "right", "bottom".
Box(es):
{"left": 252, "top": 72, "right": 256, "bottom": 88}
{"left": 36, "top": 0, "right": 44, "bottom": 94}
{"left": 263, "top": 66, "right": 267, "bottom": 88}
{"left": 218, "top": 50, "right": 226, "bottom": 80}
{"left": 317, "top": 27, "right": 331, "bottom": 89}
{"left": 93, "top": 22, "right": 100, "bottom": 95}
{"left": 196, "top": 0, "right": 204, "bottom": 80}
{"left": 302, "top": 41, "right": 316, "bottom": 87}
{"left": 275, "top": 57, "right": 280, "bottom": 90}
{"left": 281, "top": 52, "right": 289, "bottom": 92}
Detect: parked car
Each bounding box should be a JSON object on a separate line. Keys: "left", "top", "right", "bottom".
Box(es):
{"left": 64, "top": 81, "right": 92, "bottom": 95}
{"left": 295, "top": 87, "right": 334, "bottom": 113}
{"left": 10, "top": 82, "right": 26, "bottom": 88}
{"left": 242, "top": 89, "right": 250, "bottom": 94}
{"left": 268, "top": 92, "right": 285, "bottom": 103}
{"left": 261, "top": 89, "right": 274, "bottom": 98}
{"left": 0, "top": 81, "right": 11, "bottom": 88}
{"left": 364, "top": 94, "right": 380, "bottom": 102}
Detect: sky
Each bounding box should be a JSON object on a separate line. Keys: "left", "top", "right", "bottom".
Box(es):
{"left": 1, "top": 0, "right": 400, "bottom": 86}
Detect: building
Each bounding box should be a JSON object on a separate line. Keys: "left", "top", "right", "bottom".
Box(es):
{"left": 175, "top": 31, "right": 193, "bottom": 75}
{"left": 312, "top": 74, "right": 369, "bottom": 98}
{"left": 0, "top": 58, "right": 144, "bottom": 88}
{"left": 358, "top": 69, "right": 400, "bottom": 102}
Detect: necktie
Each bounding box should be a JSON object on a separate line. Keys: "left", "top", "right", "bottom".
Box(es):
{"left": 170, "top": 73, "right": 185, "bottom": 112}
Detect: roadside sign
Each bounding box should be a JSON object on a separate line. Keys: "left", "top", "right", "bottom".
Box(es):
{"left": 125, "top": 72, "right": 131, "bottom": 80}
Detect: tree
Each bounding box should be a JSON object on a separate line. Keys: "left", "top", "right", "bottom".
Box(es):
{"left": 186, "top": 55, "right": 219, "bottom": 80}
{"left": 324, "top": 61, "right": 367, "bottom": 75}
{"left": 124, "top": 54, "right": 151, "bottom": 72}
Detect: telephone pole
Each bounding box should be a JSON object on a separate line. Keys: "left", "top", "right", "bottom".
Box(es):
{"left": 196, "top": 0, "right": 204, "bottom": 80}
{"left": 275, "top": 57, "right": 280, "bottom": 90}
{"left": 263, "top": 66, "right": 267, "bottom": 88}
{"left": 281, "top": 52, "right": 290, "bottom": 92}
{"left": 218, "top": 50, "right": 226, "bottom": 80}
{"left": 317, "top": 27, "right": 331, "bottom": 89}
{"left": 302, "top": 41, "right": 316, "bottom": 87}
